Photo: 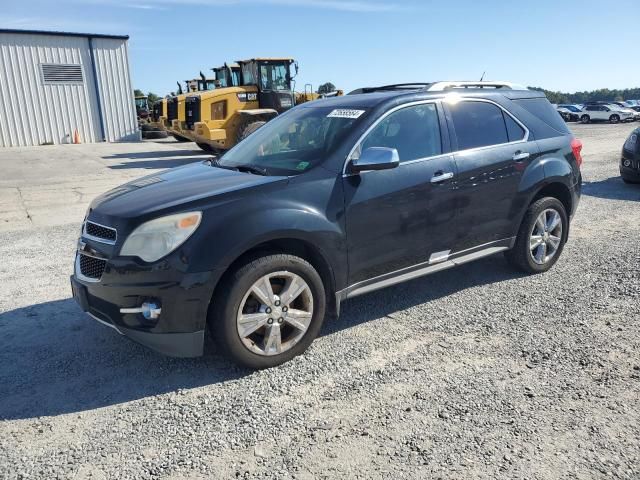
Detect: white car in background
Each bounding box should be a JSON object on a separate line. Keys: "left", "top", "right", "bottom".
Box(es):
{"left": 580, "top": 104, "right": 635, "bottom": 124}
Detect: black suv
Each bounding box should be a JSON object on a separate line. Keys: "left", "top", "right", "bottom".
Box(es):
{"left": 621, "top": 127, "right": 640, "bottom": 183}
{"left": 71, "top": 81, "right": 582, "bottom": 368}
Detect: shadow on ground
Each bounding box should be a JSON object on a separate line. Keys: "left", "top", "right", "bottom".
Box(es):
{"left": 0, "top": 256, "right": 521, "bottom": 420}
{"left": 101, "top": 148, "right": 210, "bottom": 170}
{"left": 582, "top": 176, "right": 640, "bottom": 201}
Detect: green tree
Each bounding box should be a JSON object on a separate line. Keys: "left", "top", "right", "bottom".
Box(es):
{"left": 147, "top": 92, "right": 160, "bottom": 104}
{"left": 134, "top": 88, "right": 145, "bottom": 98}
{"left": 317, "top": 82, "right": 337, "bottom": 94}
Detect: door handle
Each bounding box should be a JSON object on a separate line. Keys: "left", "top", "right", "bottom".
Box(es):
{"left": 430, "top": 171, "right": 454, "bottom": 184}
{"left": 513, "top": 152, "right": 530, "bottom": 162}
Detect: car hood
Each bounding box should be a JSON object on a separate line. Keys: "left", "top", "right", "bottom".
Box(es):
{"left": 89, "top": 161, "right": 288, "bottom": 219}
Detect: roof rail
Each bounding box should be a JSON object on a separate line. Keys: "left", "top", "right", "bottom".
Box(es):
{"left": 348, "top": 83, "right": 433, "bottom": 95}
{"left": 426, "top": 81, "right": 528, "bottom": 92}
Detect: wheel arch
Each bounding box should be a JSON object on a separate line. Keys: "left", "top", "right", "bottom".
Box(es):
{"left": 209, "top": 237, "right": 339, "bottom": 320}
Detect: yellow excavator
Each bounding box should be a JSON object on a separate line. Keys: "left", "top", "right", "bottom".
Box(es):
{"left": 186, "top": 58, "right": 297, "bottom": 152}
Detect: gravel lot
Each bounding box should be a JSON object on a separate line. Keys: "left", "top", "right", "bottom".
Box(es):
{"left": 1, "top": 125, "right": 639, "bottom": 479}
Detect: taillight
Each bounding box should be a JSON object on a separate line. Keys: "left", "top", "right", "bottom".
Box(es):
{"left": 571, "top": 138, "right": 583, "bottom": 168}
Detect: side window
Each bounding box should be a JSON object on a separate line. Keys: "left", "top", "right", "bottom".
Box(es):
{"left": 504, "top": 114, "right": 526, "bottom": 142}
{"left": 360, "top": 104, "right": 442, "bottom": 163}
{"left": 449, "top": 101, "right": 508, "bottom": 150}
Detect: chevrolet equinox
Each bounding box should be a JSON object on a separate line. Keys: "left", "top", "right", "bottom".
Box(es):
{"left": 71, "top": 81, "right": 583, "bottom": 368}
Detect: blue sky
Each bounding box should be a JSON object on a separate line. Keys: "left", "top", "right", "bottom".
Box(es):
{"left": 3, "top": 0, "right": 639, "bottom": 96}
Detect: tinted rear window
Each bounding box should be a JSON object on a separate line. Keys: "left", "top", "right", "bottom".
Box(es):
{"left": 514, "top": 98, "right": 570, "bottom": 134}
{"left": 449, "top": 101, "right": 508, "bottom": 150}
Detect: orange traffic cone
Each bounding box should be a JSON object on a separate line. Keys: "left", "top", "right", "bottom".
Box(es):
{"left": 73, "top": 129, "right": 81, "bottom": 144}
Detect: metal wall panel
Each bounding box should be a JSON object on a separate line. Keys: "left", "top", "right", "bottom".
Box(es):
{"left": 0, "top": 32, "right": 138, "bottom": 147}
{"left": 91, "top": 37, "right": 139, "bottom": 143}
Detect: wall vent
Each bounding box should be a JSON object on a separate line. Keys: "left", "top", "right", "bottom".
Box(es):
{"left": 40, "top": 63, "right": 84, "bottom": 84}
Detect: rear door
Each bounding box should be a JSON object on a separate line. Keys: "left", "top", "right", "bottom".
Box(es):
{"left": 444, "top": 99, "right": 538, "bottom": 252}
{"left": 343, "top": 101, "right": 459, "bottom": 285}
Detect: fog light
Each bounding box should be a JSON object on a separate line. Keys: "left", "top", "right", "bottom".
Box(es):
{"left": 120, "top": 302, "right": 162, "bottom": 320}
{"left": 622, "top": 159, "right": 632, "bottom": 167}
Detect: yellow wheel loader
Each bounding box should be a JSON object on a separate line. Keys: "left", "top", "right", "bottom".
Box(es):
{"left": 212, "top": 63, "right": 241, "bottom": 88}
{"left": 190, "top": 58, "right": 297, "bottom": 153}
{"left": 168, "top": 74, "right": 216, "bottom": 142}
{"left": 150, "top": 98, "right": 169, "bottom": 130}
{"left": 295, "top": 84, "right": 344, "bottom": 105}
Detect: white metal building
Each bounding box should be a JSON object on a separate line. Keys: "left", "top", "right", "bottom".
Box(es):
{"left": 0, "top": 29, "right": 139, "bottom": 147}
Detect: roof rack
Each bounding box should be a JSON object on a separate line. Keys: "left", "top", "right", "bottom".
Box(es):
{"left": 426, "top": 81, "right": 528, "bottom": 91}
{"left": 348, "top": 83, "right": 433, "bottom": 95}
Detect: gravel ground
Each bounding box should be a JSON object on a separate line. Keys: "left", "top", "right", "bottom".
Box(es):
{"left": 1, "top": 124, "right": 639, "bottom": 479}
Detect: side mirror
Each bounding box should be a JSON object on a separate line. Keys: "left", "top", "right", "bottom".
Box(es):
{"left": 350, "top": 147, "right": 399, "bottom": 173}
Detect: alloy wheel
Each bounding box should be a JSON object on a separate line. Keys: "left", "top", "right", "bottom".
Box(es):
{"left": 529, "top": 208, "right": 563, "bottom": 265}
{"left": 236, "top": 271, "right": 314, "bottom": 356}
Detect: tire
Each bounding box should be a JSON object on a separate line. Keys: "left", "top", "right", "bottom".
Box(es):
{"left": 622, "top": 176, "right": 640, "bottom": 184}
{"left": 504, "top": 197, "right": 568, "bottom": 274}
{"left": 140, "top": 123, "right": 156, "bottom": 132}
{"left": 580, "top": 115, "right": 590, "bottom": 124}
{"left": 142, "top": 130, "right": 168, "bottom": 139}
{"left": 609, "top": 115, "right": 620, "bottom": 124}
{"left": 171, "top": 133, "right": 190, "bottom": 142}
{"left": 196, "top": 142, "right": 213, "bottom": 152}
{"left": 210, "top": 254, "right": 327, "bottom": 369}
{"left": 236, "top": 120, "right": 267, "bottom": 144}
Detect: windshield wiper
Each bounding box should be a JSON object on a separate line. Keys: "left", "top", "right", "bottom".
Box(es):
{"left": 206, "top": 157, "right": 237, "bottom": 171}
{"left": 234, "top": 164, "right": 268, "bottom": 176}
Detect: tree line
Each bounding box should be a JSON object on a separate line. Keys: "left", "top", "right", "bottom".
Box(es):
{"left": 529, "top": 87, "right": 640, "bottom": 104}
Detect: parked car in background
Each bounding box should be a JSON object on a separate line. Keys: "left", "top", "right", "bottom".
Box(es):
{"left": 558, "top": 104, "right": 583, "bottom": 113}
{"left": 557, "top": 107, "right": 579, "bottom": 122}
{"left": 70, "top": 81, "right": 583, "bottom": 367}
{"left": 621, "top": 128, "right": 640, "bottom": 183}
{"left": 580, "top": 104, "right": 635, "bottom": 124}
{"left": 625, "top": 105, "right": 640, "bottom": 121}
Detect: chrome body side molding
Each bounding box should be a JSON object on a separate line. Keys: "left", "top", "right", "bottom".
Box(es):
{"left": 337, "top": 238, "right": 513, "bottom": 301}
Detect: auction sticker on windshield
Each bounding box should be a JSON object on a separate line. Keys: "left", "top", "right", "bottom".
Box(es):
{"left": 327, "top": 109, "right": 366, "bottom": 119}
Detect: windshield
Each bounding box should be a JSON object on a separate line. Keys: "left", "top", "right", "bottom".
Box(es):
{"left": 217, "top": 106, "right": 368, "bottom": 176}
{"left": 259, "top": 63, "right": 289, "bottom": 90}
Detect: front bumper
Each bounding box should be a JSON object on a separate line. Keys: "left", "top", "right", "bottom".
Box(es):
{"left": 70, "top": 244, "right": 218, "bottom": 357}
{"left": 621, "top": 150, "right": 640, "bottom": 181}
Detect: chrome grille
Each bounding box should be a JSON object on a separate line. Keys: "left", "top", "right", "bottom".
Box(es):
{"left": 84, "top": 221, "right": 117, "bottom": 243}
{"left": 79, "top": 254, "right": 106, "bottom": 280}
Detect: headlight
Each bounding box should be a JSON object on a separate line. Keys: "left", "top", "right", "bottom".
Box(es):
{"left": 120, "top": 211, "right": 202, "bottom": 262}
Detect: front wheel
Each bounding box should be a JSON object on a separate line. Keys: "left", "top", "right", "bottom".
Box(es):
{"left": 580, "top": 115, "right": 590, "bottom": 124}
{"left": 210, "top": 254, "right": 326, "bottom": 369}
{"left": 610, "top": 114, "right": 620, "bottom": 124}
{"left": 505, "top": 197, "right": 568, "bottom": 274}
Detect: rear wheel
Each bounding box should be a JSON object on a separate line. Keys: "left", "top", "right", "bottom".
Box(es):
{"left": 580, "top": 115, "right": 590, "bottom": 124}
{"left": 610, "top": 114, "right": 620, "bottom": 124}
{"left": 210, "top": 254, "right": 326, "bottom": 369}
{"left": 505, "top": 197, "right": 568, "bottom": 274}
{"left": 142, "top": 129, "right": 167, "bottom": 139}
{"left": 196, "top": 142, "right": 213, "bottom": 152}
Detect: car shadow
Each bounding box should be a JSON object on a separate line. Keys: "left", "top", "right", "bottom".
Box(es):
{"left": 326, "top": 256, "right": 524, "bottom": 336}
{"left": 582, "top": 177, "right": 640, "bottom": 201}
{"left": 0, "top": 256, "right": 522, "bottom": 421}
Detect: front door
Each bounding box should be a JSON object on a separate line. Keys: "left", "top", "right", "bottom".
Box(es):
{"left": 343, "top": 102, "right": 459, "bottom": 285}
